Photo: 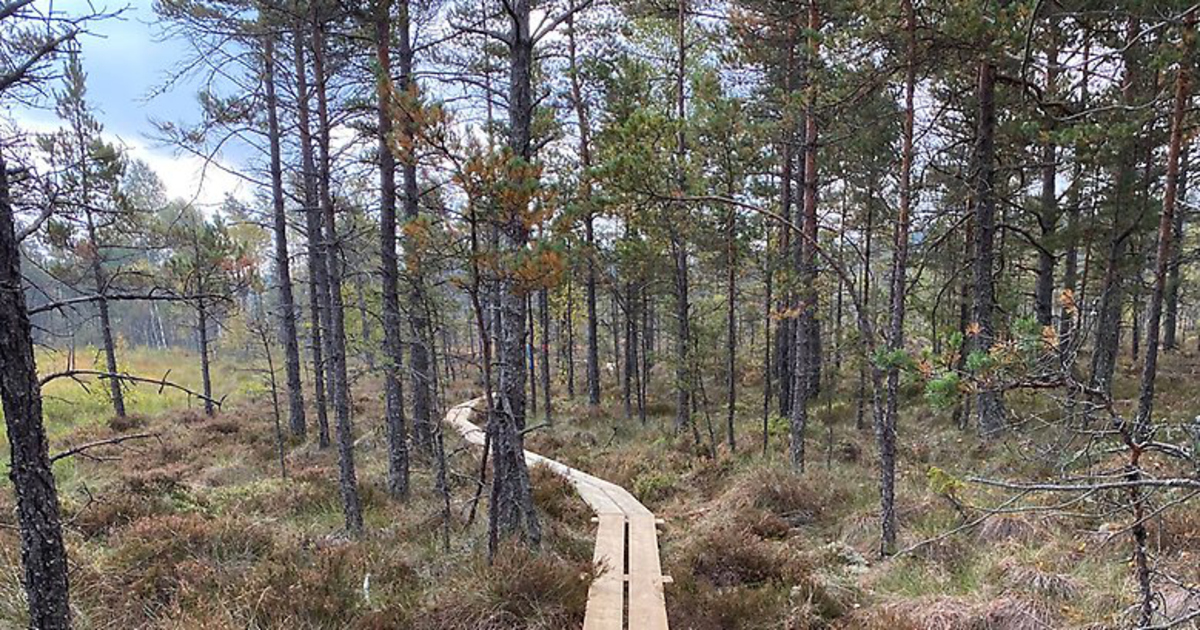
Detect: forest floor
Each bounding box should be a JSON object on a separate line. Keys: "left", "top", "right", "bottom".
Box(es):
{"left": 1, "top": 348, "right": 1199, "bottom": 628}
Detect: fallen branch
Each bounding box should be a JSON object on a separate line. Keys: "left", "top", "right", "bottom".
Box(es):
{"left": 51, "top": 433, "right": 159, "bottom": 463}
{"left": 39, "top": 369, "right": 225, "bottom": 409}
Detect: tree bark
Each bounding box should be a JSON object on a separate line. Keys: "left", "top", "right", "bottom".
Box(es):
{"left": 1034, "top": 20, "right": 1059, "bottom": 328}
{"left": 293, "top": 22, "right": 332, "bottom": 449}
{"left": 1164, "top": 147, "right": 1188, "bottom": 350}
{"left": 789, "top": 0, "right": 820, "bottom": 470}
{"left": 970, "top": 52, "right": 1006, "bottom": 438}
{"left": 566, "top": 3, "right": 600, "bottom": 409}
{"left": 489, "top": 0, "right": 542, "bottom": 553}
{"left": 84, "top": 209, "right": 124, "bottom": 419}
{"left": 877, "top": 0, "right": 915, "bottom": 556}
{"left": 197, "top": 297, "right": 214, "bottom": 417}
{"left": 539, "top": 286, "right": 552, "bottom": 423}
{"left": 671, "top": 0, "right": 692, "bottom": 436}
{"left": 1090, "top": 21, "right": 1143, "bottom": 399}
{"left": 263, "top": 33, "right": 307, "bottom": 438}
{"left": 313, "top": 15, "right": 363, "bottom": 535}
{"left": 398, "top": 0, "right": 434, "bottom": 455}
{"left": 375, "top": 0, "right": 410, "bottom": 499}
{"left": 0, "top": 152, "right": 73, "bottom": 630}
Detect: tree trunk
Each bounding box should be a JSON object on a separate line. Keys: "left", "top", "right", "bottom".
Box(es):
{"left": 970, "top": 54, "right": 1006, "bottom": 438}
{"left": 313, "top": 15, "right": 363, "bottom": 535}
{"left": 790, "top": 0, "right": 820, "bottom": 470}
{"left": 1034, "top": 21, "right": 1059, "bottom": 328}
{"left": 375, "top": 0, "right": 410, "bottom": 499}
{"left": 566, "top": 4, "right": 600, "bottom": 409}
{"left": 671, "top": 0, "right": 692, "bottom": 436}
{"left": 726, "top": 201, "right": 736, "bottom": 452}
{"left": 293, "top": 22, "right": 332, "bottom": 449}
{"left": 263, "top": 33, "right": 307, "bottom": 439}
{"left": 1090, "top": 21, "right": 1143, "bottom": 399}
{"left": 565, "top": 274, "right": 576, "bottom": 397}
{"left": 395, "top": 0, "right": 434, "bottom": 455}
{"left": 0, "top": 152, "right": 72, "bottom": 630}
{"left": 85, "top": 210, "right": 124, "bottom": 419}
{"left": 489, "top": 0, "right": 542, "bottom": 553}
{"left": 197, "top": 297, "right": 214, "bottom": 417}
{"left": 539, "top": 286, "right": 552, "bottom": 424}
{"left": 1164, "top": 146, "right": 1188, "bottom": 350}
{"left": 877, "top": 0, "right": 915, "bottom": 556}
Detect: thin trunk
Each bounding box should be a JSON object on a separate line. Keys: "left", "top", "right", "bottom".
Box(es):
{"left": 397, "top": 0, "right": 434, "bottom": 454}
{"left": 1164, "top": 147, "right": 1188, "bottom": 350}
{"left": 264, "top": 33, "right": 307, "bottom": 438}
{"left": 313, "top": 15, "right": 363, "bottom": 535}
{"left": 1060, "top": 41, "right": 1089, "bottom": 366}
{"left": 763, "top": 227, "right": 772, "bottom": 455}
{"left": 85, "top": 211, "right": 124, "bottom": 419}
{"left": 197, "top": 297, "right": 214, "bottom": 417}
{"left": 539, "top": 286, "right": 552, "bottom": 424}
{"left": 790, "top": 0, "right": 819, "bottom": 470}
{"left": 1034, "top": 21, "right": 1059, "bottom": 327}
{"left": 671, "top": 0, "right": 692, "bottom": 436}
{"left": 726, "top": 199, "right": 736, "bottom": 452}
{"left": 970, "top": 51, "right": 1006, "bottom": 437}
{"left": 566, "top": 274, "right": 576, "bottom": 396}
{"left": 376, "top": 0, "right": 410, "bottom": 499}
{"left": 878, "top": 0, "right": 915, "bottom": 556}
{"left": 490, "top": 0, "right": 542, "bottom": 553}
{"left": 1090, "top": 20, "right": 1143, "bottom": 399}
{"left": 528, "top": 294, "right": 537, "bottom": 417}
{"left": 567, "top": 4, "right": 600, "bottom": 408}
{"left": 1130, "top": 22, "right": 1194, "bottom": 626}
{"left": 0, "top": 152, "right": 72, "bottom": 630}
{"left": 293, "top": 22, "right": 331, "bottom": 448}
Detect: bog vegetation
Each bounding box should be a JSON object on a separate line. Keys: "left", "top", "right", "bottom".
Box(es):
{"left": 2, "top": 0, "right": 1200, "bottom": 629}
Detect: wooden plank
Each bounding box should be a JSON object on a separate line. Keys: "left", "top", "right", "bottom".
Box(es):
{"left": 583, "top": 513, "right": 625, "bottom": 630}
{"left": 627, "top": 514, "right": 669, "bottom": 630}
{"left": 442, "top": 397, "right": 669, "bottom": 629}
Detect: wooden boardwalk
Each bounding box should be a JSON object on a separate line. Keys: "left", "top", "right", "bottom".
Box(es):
{"left": 444, "top": 399, "right": 670, "bottom": 630}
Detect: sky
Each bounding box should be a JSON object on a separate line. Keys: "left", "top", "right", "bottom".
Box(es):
{"left": 6, "top": 0, "right": 247, "bottom": 205}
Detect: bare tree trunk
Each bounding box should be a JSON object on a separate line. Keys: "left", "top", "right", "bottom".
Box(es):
{"left": 313, "top": 14, "right": 363, "bottom": 535}
{"left": 293, "top": 22, "right": 331, "bottom": 448}
{"left": 0, "top": 152, "right": 72, "bottom": 630}
{"left": 855, "top": 189, "right": 873, "bottom": 431}
{"left": 376, "top": 0, "right": 410, "bottom": 499}
{"left": 877, "top": 0, "right": 915, "bottom": 556}
{"left": 763, "top": 227, "right": 772, "bottom": 455}
{"left": 394, "top": 0, "right": 434, "bottom": 455}
{"left": 1034, "top": 22, "right": 1059, "bottom": 328}
{"left": 528, "top": 294, "right": 537, "bottom": 418}
{"left": 489, "top": 0, "right": 542, "bottom": 552}
{"left": 565, "top": 4, "right": 600, "bottom": 409}
{"left": 565, "top": 274, "right": 576, "bottom": 397}
{"left": 539, "top": 286, "right": 552, "bottom": 424}
{"left": 1091, "top": 21, "right": 1146, "bottom": 400}
{"left": 197, "top": 297, "right": 214, "bottom": 417}
{"left": 671, "top": 0, "right": 692, "bottom": 436}
{"left": 790, "top": 0, "right": 820, "bottom": 470}
{"left": 1164, "top": 146, "right": 1188, "bottom": 350}
{"left": 263, "top": 33, "right": 307, "bottom": 438}
{"left": 1060, "top": 41, "right": 1088, "bottom": 367}
{"left": 970, "top": 52, "right": 1006, "bottom": 438}
{"left": 726, "top": 202, "right": 736, "bottom": 452}
{"left": 1129, "top": 20, "right": 1193, "bottom": 625}
{"left": 85, "top": 210, "right": 124, "bottom": 419}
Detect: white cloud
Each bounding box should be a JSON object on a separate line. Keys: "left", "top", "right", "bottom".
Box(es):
{"left": 5, "top": 110, "right": 248, "bottom": 207}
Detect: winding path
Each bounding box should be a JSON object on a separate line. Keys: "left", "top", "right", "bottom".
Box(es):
{"left": 445, "top": 398, "right": 670, "bottom": 630}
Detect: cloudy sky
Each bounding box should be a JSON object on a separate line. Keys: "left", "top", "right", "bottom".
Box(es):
{"left": 6, "top": 0, "right": 248, "bottom": 205}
